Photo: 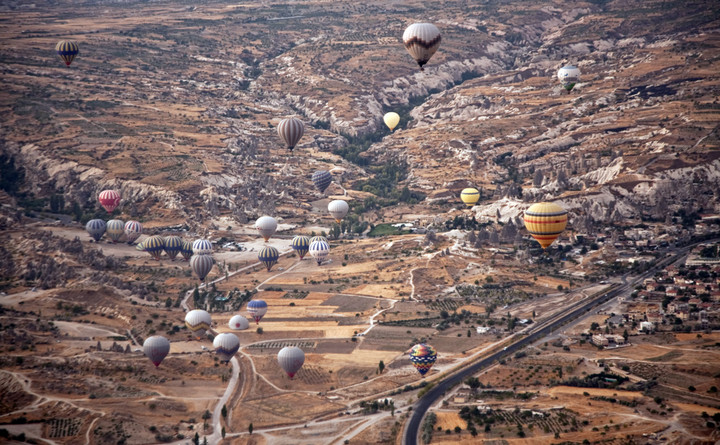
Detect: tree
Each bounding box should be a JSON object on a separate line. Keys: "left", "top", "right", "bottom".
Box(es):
{"left": 249, "top": 423, "right": 254, "bottom": 435}
{"left": 192, "top": 433, "right": 199, "bottom": 445}
{"left": 221, "top": 427, "right": 225, "bottom": 439}
{"left": 378, "top": 360, "right": 385, "bottom": 374}
{"left": 623, "top": 329, "right": 629, "bottom": 342}
{"left": 221, "top": 404, "right": 227, "bottom": 419}
{"left": 465, "top": 377, "right": 481, "bottom": 394}
{"left": 202, "top": 410, "right": 211, "bottom": 420}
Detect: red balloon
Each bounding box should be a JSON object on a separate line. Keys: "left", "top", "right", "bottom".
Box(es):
{"left": 98, "top": 190, "right": 121, "bottom": 213}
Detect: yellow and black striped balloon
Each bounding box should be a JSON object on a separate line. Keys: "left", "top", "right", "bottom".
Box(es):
{"left": 523, "top": 202, "right": 568, "bottom": 250}
{"left": 55, "top": 40, "right": 79, "bottom": 66}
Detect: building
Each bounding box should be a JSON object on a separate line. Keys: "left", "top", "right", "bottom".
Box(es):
{"left": 592, "top": 334, "right": 609, "bottom": 347}
{"left": 639, "top": 321, "right": 654, "bottom": 333}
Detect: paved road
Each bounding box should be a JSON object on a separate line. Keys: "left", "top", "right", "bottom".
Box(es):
{"left": 402, "top": 245, "right": 695, "bottom": 445}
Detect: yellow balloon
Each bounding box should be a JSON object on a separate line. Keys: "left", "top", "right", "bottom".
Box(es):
{"left": 383, "top": 112, "right": 400, "bottom": 131}
{"left": 460, "top": 188, "right": 480, "bottom": 207}
{"left": 523, "top": 202, "right": 568, "bottom": 249}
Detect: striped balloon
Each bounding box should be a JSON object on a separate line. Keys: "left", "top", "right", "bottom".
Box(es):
{"left": 309, "top": 240, "right": 330, "bottom": 266}
{"left": 403, "top": 23, "right": 441, "bottom": 71}
{"left": 98, "top": 189, "right": 121, "bottom": 213}
{"left": 277, "top": 117, "right": 304, "bottom": 151}
{"left": 523, "top": 202, "right": 568, "bottom": 250}
{"left": 85, "top": 219, "right": 106, "bottom": 242}
{"left": 190, "top": 254, "right": 214, "bottom": 281}
{"left": 312, "top": 170, "right": 332, "bottom": 193}
{"left": 164, "top": 236, "right": 183, "bottom": 260}
{"left": 309, "top": 236, "right": 327, "bottom": 245}
{"left": 143, "top": 336, "right": 170, "bottom": 367}
{"left": 192, "top": 239, "right": 212, "bottom": 255}
{"left": 143, "top": 235, "right": 165, "bottom": 260}
{"left": 213, "top": 333, "right": 240, "bottom": 363}
{"left": 409, "top": 343, "right": 437, "bottom": 376}
{"left": 106, "top": 219, "right": 125, "bottom": 243}
{"left": 55, "top": 40, "right": 79, "bottom": 66}
{"left": 123, "top": 220, "right": 142, "bottom": 244}
{"left": 258, "top": 246, "right": 279, "bottom": 272}
{"left": 247, "top": 300, "right": 267, "bottom": 324}
{"left": 291, "top": 235, "right": 310, "bottom": 260}
{"left": 180, "top": 240, "right": 194, "bottom": 261}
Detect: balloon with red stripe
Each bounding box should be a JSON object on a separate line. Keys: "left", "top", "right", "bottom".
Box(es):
{"left": 98, "top": 189, "right": 121, "bottom": 213}
{"left": 523, "top": 202, "right": 568, "bottom": 250}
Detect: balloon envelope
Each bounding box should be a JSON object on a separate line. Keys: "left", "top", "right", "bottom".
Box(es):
{"left": 383, "top": 112, "right": 400, "bottom": 131}
{"left": 328, "top": 200, "right": 349, "bottom": 223}
{"left": 409, "top": 343, "right": 437, "bottom": 376}
{"left": 291, "top": 235, "right": 310, "bottom": 260}
{"left": 523, "top": 202, "right": 568, "bottom": 249}
{"left": 229, "top": 315, "right": 249, "bottom": 330}
{"left": 258, "top": 246, "right": 279, "bottom": 272}
{"left": 106, "top": 219, "right": 125, "bottom": 243}
{"left": 143, "top": 235, "right": 165, "bottom": 260}
{"left": 56, "top": 40, "right": 79, "bottom": 66}
{"left": 309, "top": 240, "right": 330, "bottom": 266}
{"left": 247, "top": 300, "right": 268, "bottom": 324}
{"left": 192, "top": 239, "right": 213, "bottom": 255}
{"left": 403, "top": 23, "right": 441, "bottom": 71}
{"left": 143, "top": 336, "right": 170, "bottom": 367}
{"left": 98, "top": 190, "right": 121, "bottom": 213}
{"left": 460, "top": 188, "right": 480, "bottom": 207}
{"left": 164, "top": 236, "right": 183, "bottom": 260}
{"left": 213, "top": 333, "right": 240, "bottom": 363}
{"left": 557, "top": 65, "right": 581, "bottom": 92}
{"left": 277, "top": 117, "right": 304, "bottom": 151}
{"left": 185, "top": 309, "right": 212, "bottom": 334}
{"left": 123, "top": 220, "right": 143, "bottom": 244}
{"left": 256, "top": 216, "right": 277, "bottom": 242}
{"left": 277, "top": 346, "right": 305, "bottom": 378}
{"left": 180, "top": 240, "right": 194, "bottom": 261}
{"left": 86, "top": 219, "right": 106, "bottom": 242}
{"left": 312, "top": 170, "right": 332, "bottom": 193}
{"left": 190, "top": 254, "right": 214, "bottom": 281}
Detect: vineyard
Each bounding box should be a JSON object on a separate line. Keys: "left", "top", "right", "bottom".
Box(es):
{"left": 426, "top": 299, "right": 462, "bottom": 312}
{"left": 47, "top": 418, "right": 82, "bottom": 438}
{"left": 459, "top": 406, "right": 582, "bottom": 437}
{"left": 248, "top": 340, "right": 317, "bottom": 350}
{"left": 296, "top": 365, "right": 332, "bottom": 385}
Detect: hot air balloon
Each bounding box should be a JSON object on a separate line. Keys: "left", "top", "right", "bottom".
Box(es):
{"left": 557, "top": 65, "right": 581, "bottom": 93}
{"left": 291, "top": 235, "right": 310, "bottom": 260}
{"left": 523, "top": 202, "right": 568, "bottom": 250}
{"left": 180, "top": 240, "right": 194, "bottom": 261}
{"left": 123, "top": 220, "right": 143, "bottom": 244}
{"left": 106, "top": 219, "right": 125, "bottom": 243}
{"left": 143, "top": 235, "right": 165, "bottom": 260}
{"left": 258, "top": 246, "right": 279, "bottom": 272}
{"left": 98, "top": 190, "right": 121, "bottom": 213}
{"left": 247, "top": 300, "right": 267, "bottom": 324}
{"left": 185, "top": 309, "right": 212, "bottom": 336}
{"left": 192, "top": 239, "right": 213, "bottom": 255}
{"left": 277, "top": 346, "right": 305, "bottom": 379}
{"left": 256, "top": 216, "right": 277, "bottom": 242}
{"left": 229, "top": 315, "right": 249, "bottom": 330}
{"left": 135, "top": 240, "right": 146, "bottom": 252}
{"left": 409, "top": 343, "right": 437, "bottom": 376}
{"left": 164, "top": 235, "right": 183, "bottom": 260}
{"left": 277, "top": 117, "right": 304, "bottom": 151}
{"left": 312, "top": 170, "right": 332, "bottom": 194}
{"left": 460, "top": 188, "right": 480, "bottom": 207}
{"left": 191, "top": 254, "right": 214, "bottom": 281}
{"left": 403, "top": 23, "right": 441, "bottom": 71}
{"left": 309, "top": 239, "right": 330, "bottom": 266}
{"left": 85, "top": 219, "right": 106, "bottom": 242}
{"left": 328, "top": 200, "right": 349, "bottom": 223}
{"left": 213, "top": 333, "right": 240, "bottom": 363}
{"left": 55, "top": 40, "right": 79, "bottom": 67}
{"left": 383, "top": 112, "right": 400, "bottom": 131}
{"left": 143, "top": 336, "right": 170, "bottom": 367}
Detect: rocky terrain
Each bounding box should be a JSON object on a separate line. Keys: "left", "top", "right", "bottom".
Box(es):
{"left": 1, "top": 0, "right": 720, "bottom": 444}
